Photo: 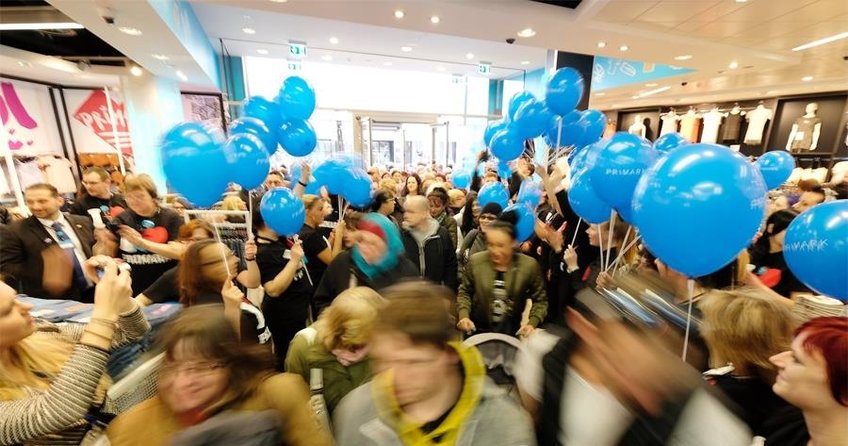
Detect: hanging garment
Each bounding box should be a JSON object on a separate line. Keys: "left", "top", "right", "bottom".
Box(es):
{"left": 679, "top": 114, "right": 701, "bottom": 142}
{"left": 40, "top": 156, "right": 77, "bottom": 194}
{"left": 744, "top": 107, "right": 773, "bottom": 145}
{"left": 660, "top": 114, "right": 679, "bottom": 136}
{"left": 789, "top": 116, "right": 822, "bottom": 151}
{"left": 722, "top": 113, "right": 743, "bottom": 142}
{"left": 700, "top": 111, "right": 724, "bottom": 144}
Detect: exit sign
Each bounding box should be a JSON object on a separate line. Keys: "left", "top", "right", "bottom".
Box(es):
{"left": 478, "top": 62, "right": 491, "bottom": 74}
{"left": 289, "top": 41, "right": 307, "bottom": 58}
{"left": 287, "top": 60, "right": 302, "bottom": 71}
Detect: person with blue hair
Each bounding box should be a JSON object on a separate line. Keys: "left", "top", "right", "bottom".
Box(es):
{"left": 313, "top": 213, "right": 418, "bottom": 315}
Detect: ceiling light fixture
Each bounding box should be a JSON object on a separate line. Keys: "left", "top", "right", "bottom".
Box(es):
{"left": 735, "top": 0, "right": 748, "bottom": 3}
{"left": 728, "top": 61, "right": 739, "bottom": 69}
{"left": 465, "top": 53, "right": 474, "bottom": 59}
{"left": 400, "top": 46, "right": 413, "bottom": 52}
{"left": 436, "top": 66, "right": 445, "bottom": 71}
{"left": 329, "top": 36, "right": 339, "bottom": 44}
{"left": 269, "top": 0, "right": 288, "bottom": 2}
{"left": 17, "top": 60, "right": 31, "bottom": 67}
{"left": 176, "top": 70, "right": 188, "bottom": 81}
{"left": 383, "top": 62, "right": 393, "bottom": 66}
{"left": 117, "top": 26, "right": 142, "bottom": 36}
{"left": 674, "top": 54, "right": 692, "bottom": 61}
{"left": 520, "top": 61, "right": 530, "bottom": 65}
{"left": 0, "top": 22, "right": 83, "bottom": 31}
{"left": 242, "top": 26, "right": 256, "bottom": 35}
{"left": 633, "top": 86, "right": 671, "bottom": 99}
{"left": 152, "top": 54, "right": 169, "bottom": 61}
{"left": 619, "top": 45, "right": 629, "bottom": 51}
{"left": 430, "top": 16, "right": 440, "bottom": 24}
{"left": 394, "top": 10, "right": 405, "bottom": 19}
{"left": 645, "top": 83, "right": 658, "bottom": 87}
{"left": 595, "top": 92, "right": 606, "bottom": 96}
{"left": 322, "top": 55, "right": 333, "bottom": 61}
{"left": 631, "top": 96, "right": 640, "bottom": 100}
{"left": 801, "top": 75, "right": 814, "bottom": 82}
{"left": 256, "top": 49, "right": 269, "bottom": 55}
{"left": 597, "top": 41, "right": 607, "bottom": 48}
{"left": 129, "top": 65, "right": 143, "bottom": 76}
{"left": 791, "top": 32, "right": 848, "bottom": 51}
{"left": 517, "top": 28, "right": 536, "bottom": 38}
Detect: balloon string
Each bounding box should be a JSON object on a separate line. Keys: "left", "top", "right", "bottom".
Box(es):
{"left": 569, "top": 217, "right": 583, "bottom": 248}
{"left": 213, "top": 227, "right": 232, "bottom": 278}
{"left": 247, "top": 193, "right": 254, "bottom": 241}
{"left": 610, "top": 226, "right": 632, "bottom": 274}
{"left": 682, "top": 279, "right": 694, "bottom": 362}
{"left": 608, "top": 234, "right": 640, "bottom": 273}
{"left": 605, "top": 211, "right": 616, "bottom": 270}
{"left": 555, "top": 117, "right": 563, "bottom": 152}
{"left": 598, "top": 235, "right": 605, "bottom": 275}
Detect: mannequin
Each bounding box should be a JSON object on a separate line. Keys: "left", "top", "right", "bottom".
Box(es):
{"left": 660, "top": 109, "right": 679, "bottom": 136}
{"left": 721, "top": 104, "right": 745, "bottom": 143}
{"left": 628, "top": 114, "right": 646, "bottom": 138}
{"left": 679, "top": 107, "right": 701, "bottom": 142}
{"left": 700, "top": 106, "right": 724, "bottom": 144}
{"left": 786, "top": 102, "right": 822, "bottom": 152}
{"left": 744, "top": 102, "right": 773, "bottom": 145}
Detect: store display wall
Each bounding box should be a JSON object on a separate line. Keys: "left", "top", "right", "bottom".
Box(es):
{"left": 769, "top": 94, "right": 847, "bottom": 155}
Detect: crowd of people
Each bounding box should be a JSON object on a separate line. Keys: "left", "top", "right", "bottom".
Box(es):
{"left": 0, "top": 149, "right": 846, "bottom": 446}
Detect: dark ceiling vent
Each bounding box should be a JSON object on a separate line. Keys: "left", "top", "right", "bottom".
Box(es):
{"left": 529, "top": 0, "right": 583, "bottom": 10}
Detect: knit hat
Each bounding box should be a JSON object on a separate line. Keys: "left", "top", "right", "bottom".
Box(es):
{"left": 480, "top": 202, "right": 503, "bottom": 217}
{"left": 352, "top": 213, "right": 404, "bottom": 279}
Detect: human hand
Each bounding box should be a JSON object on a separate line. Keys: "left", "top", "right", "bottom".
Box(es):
{"left": 41, "top": 245, "right": 72, "bottom": 296}
{"left": 457, "top": 318, "right": 476, "bottom": 334}
{"left": 563, "top": 245, "right": 578, "bottom": 270}
{"left": 118, "top": 225, "right": 144, "bottom": 247}
{"left": 94, "top": 228, "right": 117, "bottom": 244}
{"left": 92, "top": 259, "right": 133, "bottom": 319}
{"left": 290, "top": 239, "right": 305, "bottom": 262}
{"left": 221, "top": 280, "right": 245, "bottom": 308}
{"left": 546, "top": 226, "right": 564, "bottom": 253}
{"left": 597, "top": 271, "right": 613, "bottom": 290}
{"left": 517, "top": 324, "right": 535, "bottom": 338}
{"left": 300, "top": 162, "right": 312, "bottom": 183}
{"left": 244, "top": 240, "right": 257, "bottom": 260}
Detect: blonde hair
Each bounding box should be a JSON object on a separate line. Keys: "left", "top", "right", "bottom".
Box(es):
{"left": 302, "top": 194, "right": 324, "bottom": 211}
{"left": 315, "top": 287, "right": 384, "bottom": 352}
{"left": 699, "top": 288, "right": 795, "bottom": 383}
{"left": 0, "top": 329, "right": 110, "bottom": 401}
{"left": 124, "top": 173, "right": 159, "bottom": 199}
{"left": 220, "top": 195, "right": 245, "bottom": 211}
{"left": 378, "top": 179, "right": 398, "bottom": 194}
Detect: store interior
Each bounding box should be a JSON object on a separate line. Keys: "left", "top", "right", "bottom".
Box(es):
{"left": 1, "top": 0, "right": 846, "bottom": 210}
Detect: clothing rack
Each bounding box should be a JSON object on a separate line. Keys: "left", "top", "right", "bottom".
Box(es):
{"left": 184, "top": 209, "right": 251, "bottom": 269}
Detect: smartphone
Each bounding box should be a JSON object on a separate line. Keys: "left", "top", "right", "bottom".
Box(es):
{"left": 96, "top": 262, "right": 132, "bottom": 279}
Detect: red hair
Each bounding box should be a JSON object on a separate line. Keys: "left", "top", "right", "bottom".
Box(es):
{"left": 797, "top": 317, "right": 848, "bottom": 406}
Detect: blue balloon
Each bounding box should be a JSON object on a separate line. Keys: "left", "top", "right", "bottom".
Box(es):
{"left": 513, "top": 99, "right": 552, "bottom": 139}
{"left": 452, "top": 168, "right": 472, "bottom": 189}
{"left": 543, "top": 115, "right": 563, "bottom": 148}
{"left": 560, "top": 110, "right": 586, "bottom": 148}
{"left": 278, "top": 118, "right": 317, "bottom": 157}
{"left": 507, "top": 91, "right": 536, "bottom": 122}
{"left": 516, "top": 178, "right": 543, "bottom": 208}
{"left": 653, "top": 132, "right": 689, "bottom": 154}
{"left": 478, "top": 182, "right": 509, "bottom": 209}
{"left": 161, "top": 122, "right": 228, "bottom": 208}
{"left": 592, "top": 132, "right": 657, "bottom": 209}
{"left": 490, "top": 126, "right": 525, "bottom": 161}
{"left": 313, "top": 158, "right": 349, "bottom": 195}
{"left": 260, "top": 187, "right": 305, "bottom": 236}
{"left": 497, "top": 160, "right": 512, "bottom": 179}
{"left": 342, "top": 168, "right": 374, "bottom": 208}
{"left": 484, "top": 120, "right": 509, "bottom": 147}
{"left": 503, "top": 203, "right": 536, "bottom": 242}
{"left": 756, "top": 150, "right": 796, "bottom": 190}
{"left": 580, "top": 109, "right": 607, "bottom": 146}
{"left": 570, "top": 139, "right": 607, "bottom": 172}
{"left": 632, "top": 143, "right": 767, "bottom": 277}
{"left": 224, "top": 133, "right": 270, "bottom": 190}
{"left": 277, "top": 76, "right": 316, "bottom": 120}
{"left": 783, "top": 201, "right": 848, "bottom": 301}
{"left": 229, "top": 117, "right": 276, "bottom": 154}
{"left": 545, "top": 67, "right": 584, "bottom": 116}
{"left": 568, "top": 169, "right": 612, "bottom": 224}
{"left": 242, "top": 96, "right": 282, "bottom": 130}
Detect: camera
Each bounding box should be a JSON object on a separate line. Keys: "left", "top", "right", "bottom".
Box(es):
{"left": 681, "top": 81, "right": 688, "bottom": 87}
{"left": 505, "top": 38, "right": 516, "bottom": 44}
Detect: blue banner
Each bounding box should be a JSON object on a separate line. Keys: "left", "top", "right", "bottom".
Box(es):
{"left": 592, "top": 56, "right": 695, "bottom": 91}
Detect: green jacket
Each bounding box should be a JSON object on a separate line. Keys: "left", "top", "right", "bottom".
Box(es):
{"left": 457, "top": 251, "right": 548, "bottom": 330}
{"left": 436, "top": 212, "right": 458, "bottom": 250}
{"left": 284, "top": 327, "right": 373, "bottom": 415}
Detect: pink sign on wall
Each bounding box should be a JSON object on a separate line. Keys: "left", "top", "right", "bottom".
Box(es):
{"left": 72, "top": 90, "right": 133, "bottom": 155}
{"left": 0, "top": 79, "right": 62, "bottom": 154}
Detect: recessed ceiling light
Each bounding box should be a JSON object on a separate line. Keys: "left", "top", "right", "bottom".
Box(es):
{"left": 728, "top": 61, "right": 739, "bottom": 69}
{"left": 256, "top": 49, "right": 268, "bottom": 55}
{"left": 735, "top": 0, "right": 748, "bottom": 3}
{"left": 269, "top": 0, "right": 288, "bottom": 3}
{"left": 394, "top": 10, "right": 405, "bottom": 19}
{"left": 329, "top": 37, "right": 339, "bottom": 45}
{"left": 645, "top": 83, "right": 658, "bottom": 87}
{"left": 129, "top": 65, "right": 143, "bottom": 76}
{"left": 321, "top": 55, "right": 332, "bottom": 61}
{"left": 118, "top": 26, "right": 142, "bottom": 36}
{"left": 802, "top": 75, "right": 814, "bottom": 81}
{"left": 436, "top": 66, "right": 445, "bottom": 71}
{"left": 517, "top": 28, "right": 536, "bottom": 38}
{"left": 242, "top": 26, "right": 256, "bottom": 35}
{"left": 17, "top": 60, "right": 31, "bottom": 67}
{"left": 631, "top": 95, "right": 640, "bottom": 100}
{"left": 176, "top": 70, "right": 188, "bottom": 81}
{"left": 674, "top": 54, "right": 692, "bottom": 61}
{"left": 791, "top": 32, "right": 848, "bottom": 51}
{"left": 595, "top": 92, "right": 605, "bottom": 96}
{"left": 520, "top": 61, "right": 530, "bottom": 65}
{"left": 383, "top": 62, "right": 393, "bottom": 66}
{"left": 465, "top": 52, "right": 474, "bottom": 59}
{"left": 619, "top": 45, "right": 629, "bottom": 51}
{"left": 152, "top": 54, "right": 169, "bottom": 61}
{"left": 0, "top": 22, "right": 83, "bottom": 30}
{"left": 400, "top": 46, "right": 413, "bottom": 52}
{"left": 430, "top": 16, "right": 440, "bottom": 24}
{"left": 597, "top": 41, "right": 607, "bottom": 48}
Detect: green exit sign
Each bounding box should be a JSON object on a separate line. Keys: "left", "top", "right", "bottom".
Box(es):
{"left": 478, "top": 62, "right": 491, "bottom": 74}
{"left": 289, "top": 41, "right": 307, "bottom": 57}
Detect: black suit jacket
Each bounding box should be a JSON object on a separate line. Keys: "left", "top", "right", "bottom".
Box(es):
{"left": 0, "top": 214, "right": 95, "bottom": 299}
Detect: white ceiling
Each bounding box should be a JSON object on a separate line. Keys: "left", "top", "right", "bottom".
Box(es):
{"left": 192, "top": 0, "right": 847, "bottom": 109}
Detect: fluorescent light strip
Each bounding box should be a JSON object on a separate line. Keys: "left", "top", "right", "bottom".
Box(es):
{"left": 634, "top": 86, "right": 671, "bottom": 99}
{"left": 792, "top": 32, "right": 848, "bottom": 51}
{"left": 0, "top": 22, "right": 84, "bottom": 30}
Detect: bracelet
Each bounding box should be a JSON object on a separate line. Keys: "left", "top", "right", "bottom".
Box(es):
{"left": 298, "top": 181, "right": 307, "bottom": 187}
{"left": 83, "top": 329, "right": 113, "bottom": 341}
{"left": 245, "top": 257, "right": 256, "bottom": 261}
{"left": 89, "top": 317, "right": 118, "bottom": 327}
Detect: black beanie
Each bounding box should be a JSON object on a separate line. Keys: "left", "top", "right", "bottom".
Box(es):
{"left": 480, "top": 202, "right": 503, "bottom": 217}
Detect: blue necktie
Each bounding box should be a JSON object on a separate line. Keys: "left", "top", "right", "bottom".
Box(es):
{"left": 51, "top": 222, "right": 88, "bottom": 291}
